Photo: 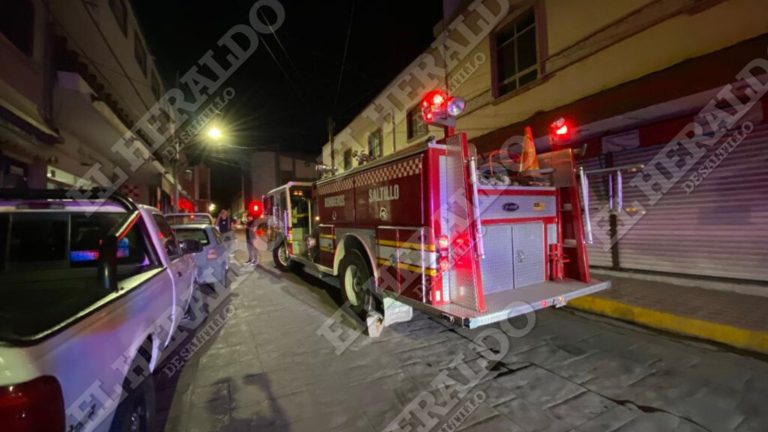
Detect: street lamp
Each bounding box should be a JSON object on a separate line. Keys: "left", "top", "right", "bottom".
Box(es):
{"left": 207, "top": 126, "right": 223, "bottom": 141}
{"left": 172, "top": 122, "right": 227, "bottom": 212}
{"left": 209, "top": 202, "right": 217, "bottom": 213}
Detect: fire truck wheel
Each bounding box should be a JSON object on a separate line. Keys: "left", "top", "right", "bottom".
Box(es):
{"left": 273, "top": 241, "right": 292, "bottom": 271}
{"left": 340, "top": 249, "right": 379, "bottom": 320}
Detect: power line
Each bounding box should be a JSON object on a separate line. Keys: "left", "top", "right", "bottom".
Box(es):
{"left": 332, "top": 0, "right": 357, "bottom": 115}
{"left": 259, "top": 34, "right": 306, "bottom": 102}
{"left": 258, "top": 9, "right": 302, "bottom": 84}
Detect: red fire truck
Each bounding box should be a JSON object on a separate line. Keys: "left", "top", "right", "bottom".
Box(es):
{"left": 263, "top": 92, "right": 611, "bottom": 332}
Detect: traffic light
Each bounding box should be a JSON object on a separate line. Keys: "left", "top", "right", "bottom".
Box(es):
{"left": 248, "top": 200, "right": 263, "bottom": 218}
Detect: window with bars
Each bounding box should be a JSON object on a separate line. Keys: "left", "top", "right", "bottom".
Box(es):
{"left": 0, "top": 0, "right": 34, "bottom": 56}
{"left": 151, "top": 72, "right": 161, "bottom": 99}
{"left": 494, "top": 9, "right": 539, "bottom": 97}
{"left": 134, "top": 34, "right": 147, "bottom": 76}
{"left": 343, "top": 149, "right": 352, "bottom": 170}
{"left": 407, "top": 107, "right": 428, "bottom": 141}
{"left": 109, "top": 0, "right": 128, "bottom": 36}
{"left": 368, "top": 128, "right": 383, "bottom": 158}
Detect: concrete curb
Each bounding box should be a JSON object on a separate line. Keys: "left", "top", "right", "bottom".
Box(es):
{"left": 568, "top": 295, "right": 768, "bottom": 355}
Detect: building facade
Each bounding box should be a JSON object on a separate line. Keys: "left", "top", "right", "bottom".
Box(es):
{"left": 249, "top": 150, "right": 317, "bottom": 201}
{"left": 0, "top": 0, "right": 188, "bottom": 211}
{"left": 179, "top": 163, "right": 212, "bottom": 213}
{"left": 321, "top": 0, "right": 768, "bottom": 284}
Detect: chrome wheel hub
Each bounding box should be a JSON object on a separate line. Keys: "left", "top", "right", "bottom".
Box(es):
{"left": 344, "top": 264, "right": 363, "bottom": 306}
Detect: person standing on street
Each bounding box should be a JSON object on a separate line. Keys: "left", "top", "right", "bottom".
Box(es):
{"left": 216, "top": 209, "right": 234, "bottom": 248}
{"left": 245, "top": 214, "right": 259, "bottom": 264}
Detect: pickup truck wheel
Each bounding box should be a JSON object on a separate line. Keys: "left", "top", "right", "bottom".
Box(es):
{"left": 111, "top": 346, "right": 156, "bottom": 432}
{"left": 273, "top": 242, "right": 292, "bottom": 271}
{"left": 339, "top": 250, "right": 380, "bottom": 322}
{"left": 183, "top": 286, "right": 209, "bottom": 326}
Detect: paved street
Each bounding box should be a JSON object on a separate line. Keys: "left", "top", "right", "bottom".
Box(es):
{"left": 158, "top": 256, "right": 768, "bottom": 432}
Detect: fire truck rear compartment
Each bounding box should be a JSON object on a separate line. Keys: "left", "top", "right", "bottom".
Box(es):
{"left": 479, "top": 222, "right": 547, "bottom": 294}
{"left": 434, "top": 278, "right": 611, "bottom": 328}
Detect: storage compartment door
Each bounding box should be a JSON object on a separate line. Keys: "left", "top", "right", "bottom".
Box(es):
{"left": 479, "top": 225, "right": 514, "bottom": 295}
{"left": 513, "top": 222, "right": 546, "bottom": 288}
{"left": 480, "top": 222, "right": 546, "bottom": 294}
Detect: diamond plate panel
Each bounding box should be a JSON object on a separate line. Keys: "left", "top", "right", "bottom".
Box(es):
{"left": 513, "top": 223, "right": 546, "bottom": 288}
{"left": 480, "top": 225, "right": 514, "bottom": 294}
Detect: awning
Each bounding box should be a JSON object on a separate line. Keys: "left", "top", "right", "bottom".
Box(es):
{"left": 53, "top": 71, "right": 172, "bottom": 187}
{"left": 0, "top": 79, "right": 59, "bottom": 144}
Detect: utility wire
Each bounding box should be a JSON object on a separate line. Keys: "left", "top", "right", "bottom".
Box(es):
{"left": 332, "top": 0, "right": 357, "bottom": 115}
{"left": 258, "top": 9, "right": 303, "bottom": 85}
{"left": 258, "top": 34, "right": 306, "bottom": 103}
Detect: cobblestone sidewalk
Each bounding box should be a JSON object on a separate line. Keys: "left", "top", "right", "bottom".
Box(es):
{"left": 160, "top": 262, "right": 768, "bottom": 432}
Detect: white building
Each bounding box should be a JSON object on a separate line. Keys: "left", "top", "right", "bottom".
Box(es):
{"left": 0, "top": 0, "right": 181, "bottom": 209}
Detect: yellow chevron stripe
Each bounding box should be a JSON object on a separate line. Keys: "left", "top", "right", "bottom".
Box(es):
{"left": 377, "top": 239, "right": 435, "bottom": 252}
{"left": 320, "top": 234, "right": 335, "bottom": 239}
{"left": 377, "top": 258, "right": 437, "bottom": 277}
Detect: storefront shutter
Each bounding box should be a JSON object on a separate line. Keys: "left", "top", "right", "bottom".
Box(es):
{"left": 609, "top": 126, "right": 768, "bottom": 282}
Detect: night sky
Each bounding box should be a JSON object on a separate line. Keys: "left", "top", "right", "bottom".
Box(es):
{"left": 133, "top": 0, "right": 442, "bottom": 207}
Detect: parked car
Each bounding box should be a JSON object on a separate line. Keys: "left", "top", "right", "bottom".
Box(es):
{"left": 171, "top": 224, "right": 229, "bottom": 287}
{"left": 164, "top": 212, "right": 215, "bottom": 226}
{"left": 0, "top": 189, "right": 202, "bottom": 432}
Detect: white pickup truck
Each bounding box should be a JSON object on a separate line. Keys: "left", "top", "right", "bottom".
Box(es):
{"left": 0, "top": 189, "right": 200, "bottom": 432}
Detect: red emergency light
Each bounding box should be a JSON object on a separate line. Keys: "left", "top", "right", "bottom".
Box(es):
{"left": 248, "top": 199, "right": 263, "bottom": 218}
{"left": 550, "top": 117, "right": 574, "bottom": 140}
{"left": 421, "top": 89, "right": 465, "bottom": 127}
{"left": 178, "top": 197, "right": 195, "bottom": 213}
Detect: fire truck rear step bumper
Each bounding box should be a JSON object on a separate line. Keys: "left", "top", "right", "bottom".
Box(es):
{"left": 433, "top": 279, "right": 611, "bottom": 329}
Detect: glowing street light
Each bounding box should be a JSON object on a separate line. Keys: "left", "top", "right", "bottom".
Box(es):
{"left": 207, "top": 126, "right": 223, "bottom": 140}
{"left": 209, "top": 203, "right": 217, "bottom": 213}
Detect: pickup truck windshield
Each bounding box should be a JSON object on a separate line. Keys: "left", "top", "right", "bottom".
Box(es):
{"left": 0, "top": 211, "right": 158, "bottom": 343}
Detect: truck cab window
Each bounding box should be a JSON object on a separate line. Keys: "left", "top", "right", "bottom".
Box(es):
{"left": 153, "top": 214, "right": 181, "bottom": 259}
{"left": 8, "top": 214, "right": 68, "bottom": 265}
{"left": 69, "top": 214, "right": 152, "bottom": 269}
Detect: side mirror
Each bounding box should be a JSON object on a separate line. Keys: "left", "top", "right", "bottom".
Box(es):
{"left": 180, "top": 239, "right": 204, "bottom": 254}
{"left": 98, "top": 235, "right": 118, "bottom": 291}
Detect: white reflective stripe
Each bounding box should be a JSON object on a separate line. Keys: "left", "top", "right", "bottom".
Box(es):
{"left": 377, "top": 244, "right": 438, "bottom": 269}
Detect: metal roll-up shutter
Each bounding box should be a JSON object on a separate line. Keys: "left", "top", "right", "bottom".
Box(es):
{"left": 613, "top": 126, "right": 768, "bottom": 282}
{"left": 580, "top": 156, "right": 613, "bottom": 268}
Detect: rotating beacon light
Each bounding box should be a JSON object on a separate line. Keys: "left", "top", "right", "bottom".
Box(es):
{"left": 421, "top": 89, "right": 465, "bottom": 127}
{"left": 548, "top": 117, "right": 575, "bottom": 151}
{"left": 248, "top": 199, "right": 264, "bottom": 218}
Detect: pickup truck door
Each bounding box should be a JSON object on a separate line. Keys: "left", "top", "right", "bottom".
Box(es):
{"left": 150, "top": 214, "right": 195, "bottom": 340}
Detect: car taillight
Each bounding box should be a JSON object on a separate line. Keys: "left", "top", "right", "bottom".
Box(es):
{"left": 0, "top": 376, "right": 65, "bottom": 432}
{"left": 207, "top": 249, "right": 219, "bottom": 260}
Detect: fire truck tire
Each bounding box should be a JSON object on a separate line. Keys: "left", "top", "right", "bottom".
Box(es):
{"left": 273, "top": 241, "right": 293, "bottom": 272}
{"left": 339, "top": 249, "right": 380, "bottom": 321}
